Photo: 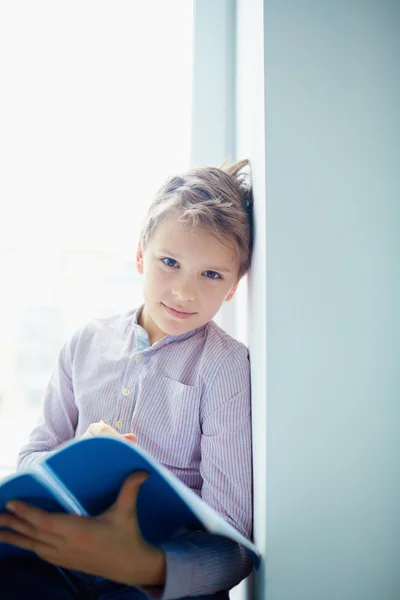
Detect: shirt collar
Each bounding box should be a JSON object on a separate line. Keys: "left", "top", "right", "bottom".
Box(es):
{"left": 132, "top": 305, "right": 207, "bottom": 351}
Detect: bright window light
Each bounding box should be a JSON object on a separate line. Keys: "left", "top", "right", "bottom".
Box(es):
{"left": 0, "top": 1, "right": 193, "bottom": 474}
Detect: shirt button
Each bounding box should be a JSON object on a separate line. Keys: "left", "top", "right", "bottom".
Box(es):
{"left": 122, "top": 387, "right": 130, "bottom": 396}
{"left": 135, "top": 354, "right": 142, "bottom": 363}
{"left": 115, "top": 419, "right": 123, "bottom": 430}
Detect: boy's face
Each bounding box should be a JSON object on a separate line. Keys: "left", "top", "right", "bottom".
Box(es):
{"left": 136, "top": 216, "right": 240, "bottom": 344}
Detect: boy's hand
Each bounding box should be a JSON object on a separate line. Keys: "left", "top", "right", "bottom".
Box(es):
{"left": 0, "top": 472, "right": 165, "bottom": 586}
{"left": 82, "top": 421, "right": 137, "bottom": 444}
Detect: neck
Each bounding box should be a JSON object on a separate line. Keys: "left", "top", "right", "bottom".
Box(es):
{"left": 138, "top": 305, "right": 166, "bottom": 346}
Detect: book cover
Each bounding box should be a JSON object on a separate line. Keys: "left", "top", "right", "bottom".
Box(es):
{"left": 0, "top": 437, "right": 260, "bottom": 568}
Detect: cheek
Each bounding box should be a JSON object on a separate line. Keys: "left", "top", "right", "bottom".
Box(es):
{"left": 145, "top": 264, "right": 171, "bottom": 292}
{"left": 200, "top": 283, "right": 229, "bottom": 308}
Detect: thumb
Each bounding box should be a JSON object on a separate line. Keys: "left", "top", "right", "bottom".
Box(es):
{"left": 115, "top": 471, "right": 148, "bottom": 520}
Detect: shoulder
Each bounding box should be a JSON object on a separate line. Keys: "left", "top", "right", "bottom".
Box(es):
{"left": 81, "top": 309, "right": 136, "bottom": 336}
{"left": 203, "top": 320, "right": 249, "bottom": 358}
{"left": 199, "top": 322, "right": 251, "bottom": 417}
{"left": 200, "top": 321, "right": 250, "bottom": 380}
{"left": 66, "top": 309, "right": 137, "bottom": 355}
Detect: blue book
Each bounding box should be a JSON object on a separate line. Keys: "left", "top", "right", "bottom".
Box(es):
{"left": 0, "top": 437, "right": 260, "bottom": 567}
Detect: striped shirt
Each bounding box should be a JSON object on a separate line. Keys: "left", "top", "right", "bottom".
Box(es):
{"left": 18, "top": 307, "right": 253, "bottom": 599}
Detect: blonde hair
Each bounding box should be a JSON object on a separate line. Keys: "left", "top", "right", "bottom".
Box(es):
{"left": 140, "top": 159, "right": 253, "bottom": 278}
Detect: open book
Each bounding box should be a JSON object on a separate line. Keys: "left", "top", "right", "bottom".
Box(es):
{"left": 0, "top": 436, "right": 260, "bottom": 567}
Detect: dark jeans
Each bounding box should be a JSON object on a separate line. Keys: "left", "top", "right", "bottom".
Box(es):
{"left": 0, "top": 556, "right": 229, "bottom": 600}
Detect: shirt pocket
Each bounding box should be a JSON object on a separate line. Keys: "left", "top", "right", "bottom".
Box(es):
{"left": 134, "top": 376, "right": 201, "bottom": 468}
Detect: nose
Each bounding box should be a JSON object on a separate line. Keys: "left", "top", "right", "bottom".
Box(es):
{"left": 172, "top": 277, "right": 196, "bottom": 303}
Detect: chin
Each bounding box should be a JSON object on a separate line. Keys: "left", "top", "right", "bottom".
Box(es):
{"left": 160, "top": 315, "right": 196, "bottom": 335}
{"left": 163, "top": 321, "right": 191, "bottom": 335}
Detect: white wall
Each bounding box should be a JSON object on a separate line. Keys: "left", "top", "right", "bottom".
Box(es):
{"left": 260, "top": 1, "right": 400, "bottom": 599}
{"left": 194, "top": 2, "right": 400, "bottom": 599}
{"left": 236, "top": 0, "right": 267, "bottom": 598}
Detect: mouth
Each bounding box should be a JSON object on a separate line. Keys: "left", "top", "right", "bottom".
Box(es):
{"left": 161, "top": 303, "right": 196, "bottom": 319}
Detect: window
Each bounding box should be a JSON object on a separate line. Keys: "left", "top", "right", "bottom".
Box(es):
{"left": 0, "top": 1, "right": 193, "bottom": 475}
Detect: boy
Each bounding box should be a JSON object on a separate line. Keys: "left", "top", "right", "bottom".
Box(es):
{"left": 0, "top": 160, "right": 254, "bottom": 599}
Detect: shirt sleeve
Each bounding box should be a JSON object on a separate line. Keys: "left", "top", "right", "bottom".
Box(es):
{"left": 17, "top": 332, "right": 80, "bottom": 470}
{"left": 142, "top": 345, "right": 253, "bottom": 599}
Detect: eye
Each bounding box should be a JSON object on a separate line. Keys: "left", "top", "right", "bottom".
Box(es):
{"left": 203, "top": 270, "right": 222, "bottom": 280}
{"left": 161, "top": 257, "right": 179, "bottom": 268}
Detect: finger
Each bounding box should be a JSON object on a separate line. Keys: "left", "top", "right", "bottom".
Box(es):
{"left": 114, "top": 472, "right": 148, "bottom": 520}
{"left": 2, "top": 516, "right": 63, "bottom": 547}
{"left": 0, "top": 529, "right": 56, "bottom": 556}
{"left": 0, "top": 513, "right": 16, "bottom": 528}
{"left": 88, "top": 422, "right": 106, "bottom": 436}
{"left": 81, "top": 423, "right": 98, "bottom": 439}
{"left": 123, "top": 433, "right": 137, "bottom": 443}
{"left": 0, "top": 513, "right": 41, "bottom": 538}
{"left": 90, "top": 422, "right": 124, "bottom": 439}
{"left": 6, "top": 502, "right": 65, "bottom": 536}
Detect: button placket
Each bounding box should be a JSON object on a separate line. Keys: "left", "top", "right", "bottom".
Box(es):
{"left": 117, "top": 351, "right": 146, "bottom": 435}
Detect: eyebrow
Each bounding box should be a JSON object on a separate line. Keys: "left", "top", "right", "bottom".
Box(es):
{"left": 158, "top": 248, "right": 233, "bottom": 274}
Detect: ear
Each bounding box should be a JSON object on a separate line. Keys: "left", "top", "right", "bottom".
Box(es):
{"left": 225, "top": 280, "right": 239, "bottom": 302}
{"left": 136, "top": 242, "right": 144, "bottom": 274}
